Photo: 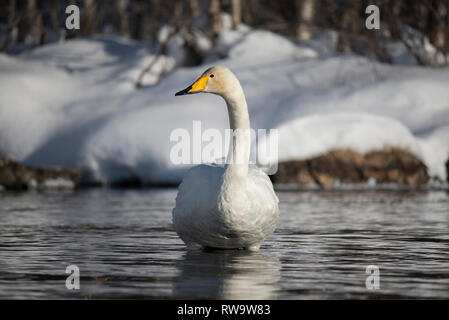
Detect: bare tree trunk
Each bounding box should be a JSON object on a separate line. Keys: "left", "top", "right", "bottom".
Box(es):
{"left": 142, "top": 0, "right": 161, "bottom": 42}
{"left": 337, "top": 0, "right": 360, "bottom": 52}
{"left": 427, "top": 0, "right": 447, "bottom": 52}
{"left": 8, "top": 0, "right": 16, "bottom": 27}
{"left": 231, "top": 0, "right": 242, "bottom": 29}
{"left": 26, "top": 0, "right": 44, "bottom": 46}
{"left": 209, "top": 0, "right": 223, "bottom": 39}
{"left": 241, "top": 0, "right": 260, "bottom": 26}
{"left": 297, "top": 0, "right": 315, "bottom": 40}
{"left": 1, "top": 0, "right": 16, "bottom": 51}
{"left": 83, "top": 0, "right": 97, "bottom": 36}
{"left": 387, "top": 0, "right": 402, "bottom": 39}
{"left": 131, "top": 0, "right": 153, "bottom": 42}
{"left": 174, "top": 1, "right": 183, "bottom": 21}
{"left": 189, "top": 0, "right": 201, "bottom": 18}
{"left": 116, "top": 0, "right": 131, "bottom": 38}
{"left": 49, "top": 0, "right": 59, "bottom": 29}
{"left": 241, "top": 0, "right": 252, "bottom": 25}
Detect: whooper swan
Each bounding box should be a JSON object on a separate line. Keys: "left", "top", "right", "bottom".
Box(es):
{"left": 173, "top": 66, "right": 279, "bottom": 251}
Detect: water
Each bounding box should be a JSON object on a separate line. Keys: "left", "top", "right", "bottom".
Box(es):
{"left": 0, "top": 188, "right": 448, "bottom": 299}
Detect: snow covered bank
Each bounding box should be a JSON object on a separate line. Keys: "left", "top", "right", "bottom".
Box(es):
{"left": 0, "top": 29, "right": 448, "bottom": 185}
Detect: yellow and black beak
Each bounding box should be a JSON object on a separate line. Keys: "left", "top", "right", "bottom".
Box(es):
{"left": 175, "top": 75, "right": 209, "bottom": 96}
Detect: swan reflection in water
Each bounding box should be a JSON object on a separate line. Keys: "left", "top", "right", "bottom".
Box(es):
{"left": 173, "top": 250, "right": 280, "bottom": 299}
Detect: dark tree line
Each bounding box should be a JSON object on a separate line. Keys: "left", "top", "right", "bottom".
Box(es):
{"left": 0, "top": 0, "right": 448, "bottom": 66}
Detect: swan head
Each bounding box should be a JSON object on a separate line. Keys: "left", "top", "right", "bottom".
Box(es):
{"left": 175, "top": 66, "right": 239, "bottom": 97}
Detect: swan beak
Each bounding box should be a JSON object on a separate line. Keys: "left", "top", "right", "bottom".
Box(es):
{"left": 175, "top": 75, "right": 209, "bottom": 96}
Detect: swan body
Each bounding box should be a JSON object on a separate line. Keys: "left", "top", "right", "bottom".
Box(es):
{"left": 173, "top": 66, "right": 279, "bottom": 251}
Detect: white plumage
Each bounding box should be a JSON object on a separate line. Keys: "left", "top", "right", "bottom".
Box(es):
{"left": 173, "top": 66, "right": 279, "bottom": 251}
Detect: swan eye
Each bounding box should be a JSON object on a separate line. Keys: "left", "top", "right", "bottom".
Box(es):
{"left": 210, "top": 74, "right": 214, "bottom": 78}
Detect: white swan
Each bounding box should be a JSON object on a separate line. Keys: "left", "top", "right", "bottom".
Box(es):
{"left": 173, "top": 66, "right": 279, "bottom": 251}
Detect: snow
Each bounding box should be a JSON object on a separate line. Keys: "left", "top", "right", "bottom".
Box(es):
{"left": 0, "top": 29, "right": 448, "bottom": 184}
{"left": 417, "top": 125, "right": 449, "bottom": 179}
{"left": 263, "top": 112, "right": 422, "bottom": 163}
{"left": 41, "top": 178, "right": 75, "bottom": 189}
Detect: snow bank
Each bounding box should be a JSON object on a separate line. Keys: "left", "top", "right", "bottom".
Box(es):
{"left": 265, "top": 112, "right": 422, "bottom": 163}
{"left": 0, "top": 29, "right": 448, "bottom": 184}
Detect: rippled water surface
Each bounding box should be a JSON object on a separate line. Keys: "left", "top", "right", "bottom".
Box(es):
{"left": 0, "top": 189, "right": 448, "bottom": 299}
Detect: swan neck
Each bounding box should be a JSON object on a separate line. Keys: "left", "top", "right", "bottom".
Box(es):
{"left": 223, "top": 87, "right": 250, "bottom": 177}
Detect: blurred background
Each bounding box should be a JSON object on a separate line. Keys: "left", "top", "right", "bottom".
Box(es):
{"left": 1, "top": 0, "right": 449, "bottom": 65}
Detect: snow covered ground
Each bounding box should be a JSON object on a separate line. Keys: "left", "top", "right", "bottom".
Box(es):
{"left": 0, "top": 26, "right": 448, "bottom": 185}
